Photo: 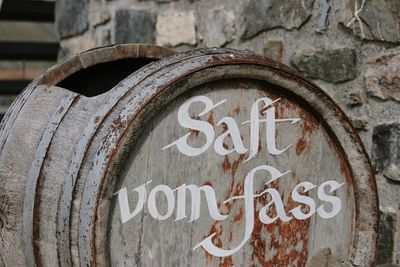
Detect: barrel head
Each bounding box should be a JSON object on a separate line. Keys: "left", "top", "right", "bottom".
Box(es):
{"left": 82, "top": 50, "right": 377, "bottom": 267}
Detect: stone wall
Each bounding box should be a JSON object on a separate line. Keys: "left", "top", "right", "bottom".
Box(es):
{"left": 55, "top": 0, "right": 400, "bottom": 264}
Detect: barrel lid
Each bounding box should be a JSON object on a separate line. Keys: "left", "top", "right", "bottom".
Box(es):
{"left": 77, "top": 48, "right": 378, "bottom": 266}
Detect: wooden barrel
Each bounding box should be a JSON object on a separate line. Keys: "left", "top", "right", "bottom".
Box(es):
{"left": 0, "top": 47, "right": 378, "bottom": 266}
{"left": 0, "top": 44, "right": 174, "bottom": 266}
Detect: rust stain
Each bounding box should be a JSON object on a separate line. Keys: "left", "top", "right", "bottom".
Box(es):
{"left": 219, "top": 256, "right": 233, "bottom": 267}
{"left": 235, "top": 183, "right": 244, "bottom": 196}
{"left": 110, "top": 116, "right": 127, "bottom": 132}
{"left": 223, "top": 169, "right": 242, "bottom": 216}
{"left": 230, "top": 154, "right": 246, "bottom": 177}
{"left": 250, "top": 215, "right": 267, "bottom": 266}
{"left": 57, "top": 106, "right": 64, "bottom": 114}
{"left": 257, "top": 91, "right": 319, "bottom": 164}
{"left": 99, "top": 115, "right": 128, "bottom": 151}
{"left": 222, "top": 122, "right": 228, "bottom": 133}
{"left": 303, "top": 120, "right": 317, "bottom": 134}
{"left": 204, "top": 213, "right": 235, "bottom": 266}
{"left": 203, "top": 181, "right": 213, "bottom": 187}
{"left": 223, "top": 180, "right": 244, "bottom": 220}
{"left": 250, "top": 180, "right": 274, "bottom": 266}
{"left": 295, "top": 137, "right": 307, "bottom": 155}
{"left": 234, "top": 107, "right": 240, "bottom": 115}
{"left": 205, "top": 221, "right": 223, "bottom": 264}
{"left": 249, "top": 180, "right": 310, "bottom": 266}
{"left": 222, "top": 156, "right": 231, "bottom": 173}
{"left": 233, "top": 207, "right": 243, "bottom": 223}
{"left": 204, "top": 250, "right": 213, "bottom": 264}
{"left": 191, "top": 114, "right": 200, "bottom": 120}
{"left": 207, "top": 112, "right": 215, "bottom": 126}
{"left": 189, "top": 128, "right": 200, "bottom": 139}
{"left": 275, "top": 93, "right": 319, "bottom": 135}
{"left": 223, "top": 142, "right": 229, "bottom": 149}
{"left": 188, "top": 115, "right": 201, "bottom": 139}
{"left": 339, "top": 160, "right": 353, "bottom": 189}
{"left": 259, "top": 107, "right": 264, "bottom": 116}
{"left": 271, "top": 196, "right": 309, "bottom": 266}
{"left": 94, "top": 116, "right": 101, "bottom": 123}
{"left": 298, "top": 109, "right": 319, "bottom": 135}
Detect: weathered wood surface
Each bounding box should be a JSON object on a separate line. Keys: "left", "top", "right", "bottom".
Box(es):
{"left": 106, "top": 82, "right": 355, "bottom": 266}
{"left": 0, "top": 47, "right": 378, "bottom": 267}
{"left": 0, "top": 85, "right": 73, "bottom": 266}
{"left": 86, "top": 51, "right": 377, "bottom": 266}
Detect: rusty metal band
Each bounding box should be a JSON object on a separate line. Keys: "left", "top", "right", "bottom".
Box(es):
{"left": 22, "top": 93, "right": 79, "bottom": 267}
{"left": 56, "top": 49, "right": 245, "bottom": 267}
{"left": 77, "top": 50, "right": 378, "bottom": 266}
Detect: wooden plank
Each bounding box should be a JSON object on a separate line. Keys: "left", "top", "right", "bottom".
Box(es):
{"left": 22, "top": 91, "right": 78, "bottom": 266}
{"left": 0, "top": 80, "right": 30, "bottom": 94}
{"left": 0, "top": 85, "right": 71, "bottom": 266}
{"left": 0, "top": 42, "right": 59, "bottom": 61}
{"left": 0, "top": 0, "right": 55, "bottom": 22}
{"left": 35, "top": 92, "right": 109, "bottom": 266}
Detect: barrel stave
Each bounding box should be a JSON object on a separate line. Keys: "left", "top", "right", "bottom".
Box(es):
{"left": 0, "top": 85, "right": 74, "bottom": 266}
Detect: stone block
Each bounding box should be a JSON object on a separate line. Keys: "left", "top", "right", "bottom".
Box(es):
{"left": 347, "top": 90, "right": 363, "bottom": 107}
{"left": 377, "top": 209, "right": 397, "bottom": 264}
{"left": 241, "top": 0, "right": 315, "bottom": 39}
{"left": 56, "top": 0, "right": 89, "bottom": 38}
{"left": 263, "top": 40, "right": 284, "bottom": 62}
{"left": 115, "top": 9, "right": 156, "bottom": 44}
{"left": 315, "top": 0, "right": 330, "bottom": 33}
{"left": 201, "top": 8, "right": 235, "bottom": 48}
{"left": 340, "top": 0, "right": 400, "bottom": 43}
{"left": 372, "top": 123, "right": 400, "bottom": 182}
{"left": 58, "top": 34, "right": 96, "bottom": 59}
{"left": 290, "top": 48, "right": 357, "bottom": 83}
{"left": 156, "top": 12, "right": 196, "bottom": 47}
{"left": 91, "top": 11, "right": 111, "bottom": 28}
{"left": 365, "top": 52, "right": 400, "bottom": 102}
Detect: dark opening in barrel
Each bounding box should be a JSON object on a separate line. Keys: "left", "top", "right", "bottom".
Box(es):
{"left": 57, "top": 58, "right": 156, "bottom": 97}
